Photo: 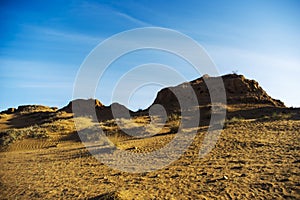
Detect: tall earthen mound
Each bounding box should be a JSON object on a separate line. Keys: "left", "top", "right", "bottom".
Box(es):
{"left": 219, "top": 74, "right": 284, "bottom": 106}
{"left": 152, "top": 74, "right": 285, "bottom": 114}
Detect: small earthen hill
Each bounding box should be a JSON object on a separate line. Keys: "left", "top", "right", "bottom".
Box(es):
{"left": 59, "top": 99, "right": 133, "bottom": 121}
{"left": 0, "top": 105, "right": 57, "bottom": 115}
{"left": 59, "top": 99, "right": 104, "bottom": 113}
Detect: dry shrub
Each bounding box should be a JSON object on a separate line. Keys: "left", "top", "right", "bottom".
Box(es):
{"left": 0, "top": 125, "right": 49, "bottom": 148}
{"left": 166, "top": 113, "right": 181, "bottom": 134}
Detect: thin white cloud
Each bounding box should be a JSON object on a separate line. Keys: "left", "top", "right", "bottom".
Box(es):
{"left": 205, "top": 44, "right": 300, "bottom": 72}
{"left": 23, "top": 25, "right": 104, "bottom": 44}
{"left": 19, "top": 82, "right": 72, "bottom": 89}
{"left": 74, "top": 1, "right": 152, "bottom": 27}
{"left": 0, "top": 59, "right": 76, "bottom": 78}
{"left": 204, "top": 44, "right": 300, "bottom": 107}
{"left": 115, "top": 12, "right": 151, "bottom": 26}
{"left": 0, "top": 58, "right": 76, "bottom": 91}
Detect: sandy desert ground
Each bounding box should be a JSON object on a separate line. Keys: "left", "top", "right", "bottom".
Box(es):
{"left": 0, "top": 105, "right": 299, "bottom": 199}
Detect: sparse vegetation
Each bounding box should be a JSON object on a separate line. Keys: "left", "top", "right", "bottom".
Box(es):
{"left": 226, "top": 116, "right": 245, "bottom": 124}
{"left": 168, "top": 113, "right": 181, "bottom": 122}
{"left": 0, "top": 125, "right": 49, "bottom": 148}
{"left": 1, "top": 111, "right": 299, "bottom": 199}
{"left": 169, "top": 120, "right": 180, "bottom": 133}
{"left": 167, "top": 113, "right": 181, "bottom": 133}
{"left": 265, "top": 112, "right": 293, "bottom": 120}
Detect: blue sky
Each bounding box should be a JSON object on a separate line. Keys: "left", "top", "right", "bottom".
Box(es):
{"left": 1, "top": 0, "right": 300, "bottom": 111}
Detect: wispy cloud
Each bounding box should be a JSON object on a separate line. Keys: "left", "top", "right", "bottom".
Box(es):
{"left": 0, "top": 58, "right": 75, "bottom": 110}
{"left": 23, "top": 25, "right": 104, "bottom": 44}
{"left": 74, "top": 1, "right": 152, "bottom": 27}
{"left": 115, "top": 11, "right": 151, "bottom": 26}
{"left": 0, "top": 58, "right": 76, "bottom": 91}
{"left": 204, "top": 44, "right": 300, "bottom": 106}
{"left": 205, "top": 44, "right": 300, "bottom": 72}
{"left": 18, "top": 82, "right": 72, "bottom": 89}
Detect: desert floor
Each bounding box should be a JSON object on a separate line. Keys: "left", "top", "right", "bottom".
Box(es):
{"left": 0, "top": 112, "right": 300, "bottom": 199}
